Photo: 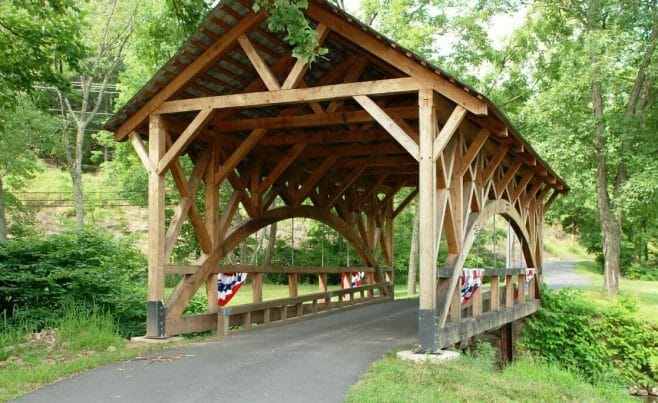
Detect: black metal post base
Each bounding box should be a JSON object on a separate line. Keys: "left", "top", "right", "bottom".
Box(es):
{"left": 146, "top": 300, "right": 166, "bottom": 338}
{"left": 417, "top": 309, "right": 438, "bottom": 353}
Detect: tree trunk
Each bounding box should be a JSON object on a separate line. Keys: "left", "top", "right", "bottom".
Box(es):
{"left": 71, "top": 125, "right": 86, "bottom": 227}
{"left": 0, "top": 174, "right": 7, "bottom": 241}
{"left": 592, "top": 81, "right": 620, "bottom": 296}
{"left": 263, "top": 222, "right": 277, "bottom": 266}
{"left": 407, "top": 203, "right": 419, "bottom": 295}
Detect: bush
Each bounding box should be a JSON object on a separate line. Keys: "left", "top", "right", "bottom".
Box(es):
{"left": 0, "top": 228, "right": 147, "bottom": 337}
{"left": 523, "top": 288, "right": 658, "bottom": 386}
{"left": 625, "top": 263, "right": 658, "bottom": 281}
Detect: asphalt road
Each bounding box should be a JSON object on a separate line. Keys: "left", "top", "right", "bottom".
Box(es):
{"left": 542, "top": 260, "right": 592, "bottom": 289}
{"left": 15, "top": 299, "right": 418, "bottom": 403}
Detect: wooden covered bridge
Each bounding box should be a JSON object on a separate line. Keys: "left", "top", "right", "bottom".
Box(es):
{"left": 106, "top": 0, "right": 568, "bottom": 353}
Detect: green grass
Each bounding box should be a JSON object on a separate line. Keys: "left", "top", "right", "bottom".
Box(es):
{"left": 346, "top": 352, "right": 631, "bottom": 402}
{"left": 575, "top": 261, "right": 658, "bottom": 325}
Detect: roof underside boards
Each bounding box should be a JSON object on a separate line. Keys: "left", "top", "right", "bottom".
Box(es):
{"left": 105, "top": 0, "right": 568, "bottom": 199}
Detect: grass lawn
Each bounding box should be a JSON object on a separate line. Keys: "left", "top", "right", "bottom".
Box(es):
{"left": 346, "top": 351, "right": 631, "bottom": 402}
{"left": 574, "top": 261, "right": 658, "bottom": 325}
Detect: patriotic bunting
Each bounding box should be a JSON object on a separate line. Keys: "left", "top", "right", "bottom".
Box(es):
{"left": 525, "top": 268, "right": 536, "bottom": 285}
{"left": 341, "top": 271, "right": 365, "bottom": 288}
{"left": 460, "top": 268, "right": 485, "bottom": 305}
{"left": 217, "top": 272, "right": 247, "bottom": 306}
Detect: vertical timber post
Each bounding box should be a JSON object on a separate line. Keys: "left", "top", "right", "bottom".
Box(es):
{"left": 147, "top": 115, "right": 166, "bottom": 338}
{"left": 205, "top": 145, "right": 220, "bottom": 313}
{"left": 417, "top": 89, "right": 438, "bottom": 352}
{"left": 501, "top": 322, "right": 514, "bottom": 363}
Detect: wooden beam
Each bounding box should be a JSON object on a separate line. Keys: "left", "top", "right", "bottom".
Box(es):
{"left": 495, "top": 160, "right": 522, "bottom": 195}
{"left": 461, "top": 127, "right": 490, "bottom": 170}
{"left": 510, "top": 170, "right": 534, "bottom": 204}
{"left": 326, "top": 165, "right": 366, "bottom": 209}
{"left": 433, "top": 105, "right": 467, "bottom": 161}
{"left": 480, "top": 146, "right": 508, "bottom": 185}
{"left": 281, "top": 24, "right": 329, "bottom": 90}
{"left": 157, "top": 108, "right": 215, "bottom": 174}
{"left": 295, "top": 155, "right": 339, "bottom": 204}
{"left": 417, "top": 88, "right": 438, "bottom": 351}
{"left": 214, "top": 129, "right": 267, "bottom": 185}
{"left": 259, "top": 144, "right": 307, "bottom": 192}
{"left": 392, "top": 188, "right": 417, "bottom": 218}
{"left": 353, "top": 95, "right": 420, "bottom": 160}
{"left": 155, "top": 78, "right": 420, "bottom": 114}
{"left": 164, "top": 151, "right": 210, "bottom": 260}
{"left": 129, "top": 131, "right": 153, "bottom": 171}
{"left": 352, "top": 174, "right": 388, "bottom": 211}
{"left": 147, "top": 115, "right": 166, "bottom": 306}
{"left": 215, "top": 105, "right": 418, "bottom": 133}
{"left": 307, "top": 3, "right": 488, "bottom": 116}
{"left": 114, "top": 10, "right": 265, "bottom": 140}
{"left": 238, "top": 34, "right": 281, "bottom": 91}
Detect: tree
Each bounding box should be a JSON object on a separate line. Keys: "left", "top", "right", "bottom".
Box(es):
{"left": 0, "top": 0, "right": 86, "bottom": 240}
{"left": 56, "top": 0, "right": 139, "bottom": 227}
{"left": 514, "top": 1, "right": 658, "bottom": 295}
{"left": 0, "top": 97, "right": 60, "bottom": 240}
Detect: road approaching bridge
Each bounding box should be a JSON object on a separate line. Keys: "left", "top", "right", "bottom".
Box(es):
{"left": 16, "top": 299, "right": 418, "bottom": 403}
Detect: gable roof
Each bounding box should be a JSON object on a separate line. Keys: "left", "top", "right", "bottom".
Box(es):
{"left": 105, "top": 0, "right": 568, "bottom": 194}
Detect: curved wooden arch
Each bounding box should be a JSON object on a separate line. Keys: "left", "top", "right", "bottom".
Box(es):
{"left": 164, "top": 205, "right": 382, "bottom": 320}
{"left": 223, "top": 205, "right": 378, "bottom": 270}
{"left": 436, "top": 198, "right": 537, "bottom": 326}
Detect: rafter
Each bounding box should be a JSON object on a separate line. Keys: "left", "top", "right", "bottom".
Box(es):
{"left": 114, "top": 10, "right": 265, "bottom": 140}
{"left": 353, "top": 95, "right": 420, "bottom": 160}
{"left": 238, "top": 34, "right": 281, "bottom": 91}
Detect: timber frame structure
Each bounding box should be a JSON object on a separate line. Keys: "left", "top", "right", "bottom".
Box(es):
{"left": 106, "top": 0, "right": 567, "bottom": 351}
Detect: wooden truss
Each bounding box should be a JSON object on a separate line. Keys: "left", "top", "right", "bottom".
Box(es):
{"left": 110, "top": 0, "right": 566, "bottom": 346}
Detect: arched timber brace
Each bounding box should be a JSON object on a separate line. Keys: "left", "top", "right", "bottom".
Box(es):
{"left": 107, "top": 0, "right": 567, "bottom": 342}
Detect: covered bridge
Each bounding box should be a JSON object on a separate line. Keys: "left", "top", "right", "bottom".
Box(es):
{"left": 106, "top": 0, "right": 567, "bottom": 352}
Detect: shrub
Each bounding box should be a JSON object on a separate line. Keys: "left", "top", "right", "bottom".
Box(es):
{"left": 523, "top": 288, "right": 658, "bottom": 386}
{"left": 0, "top": 228, "right": 147, "bottom": 337}
{"left": 625, "top": 263, "right": 658, "bottom": 281}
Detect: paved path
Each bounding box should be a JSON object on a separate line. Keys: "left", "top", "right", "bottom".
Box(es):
{"left": 542, "top": 260, "right": 592, "bottom": 289}
{"left": 16, "top": 299, "right": 418, "bottom": 403}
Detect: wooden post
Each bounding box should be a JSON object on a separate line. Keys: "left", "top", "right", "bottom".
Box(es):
{"left": 505, "top": 275, "right": 514, "bottom": 308}
{"left": 490, "top": 276, "right": 500, "bottom": 311}
{"left": 253, "top": 272, "right": 263, "bottom": 303}
{"left": 501, "top": 322, "right": 514, "bottom": 363}
{"left": 448, "top": 282, "right": 461, "bottom": 323}
{"left": 146, "top": 115, "right": 166, "bottom": 338}
{"left": 517, "top": 274, "right": 526, "bottom": 303}
{"left": 205, "top": 145, "right": 220, "bottom": 313}
{"left": 318, "top": 273, "right": 328, "bottom": 292}
{"left": 472, "top": 286, "right": 482, "bottom": 316}
{"left": 528, "top": 274, "right": 536, "bottom": 299}
{"left": 288, "top": 273, "right": 298, "bottom": 297}
{"left": 417, "top": 89, "right": 438, "bottom": 352}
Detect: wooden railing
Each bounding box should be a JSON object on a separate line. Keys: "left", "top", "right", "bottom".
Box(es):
{"left": 216, "top": 282, "right": 393, "bottom": 335}
{"left": 435, "top": 268, "right": 540, "bottom": 348}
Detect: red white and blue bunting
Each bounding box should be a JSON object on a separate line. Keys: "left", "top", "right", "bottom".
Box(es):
{"left": 460, "top": 268, "right": 485, "bottom": 305}
{"left": 342, "top": 271, "right": 365, "bottom": 288}
{"left": 217, "top": 272, "right": 247, "bottom": 306}
{"left": 525, "top": 268, "right": 536, "bottom": 285}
